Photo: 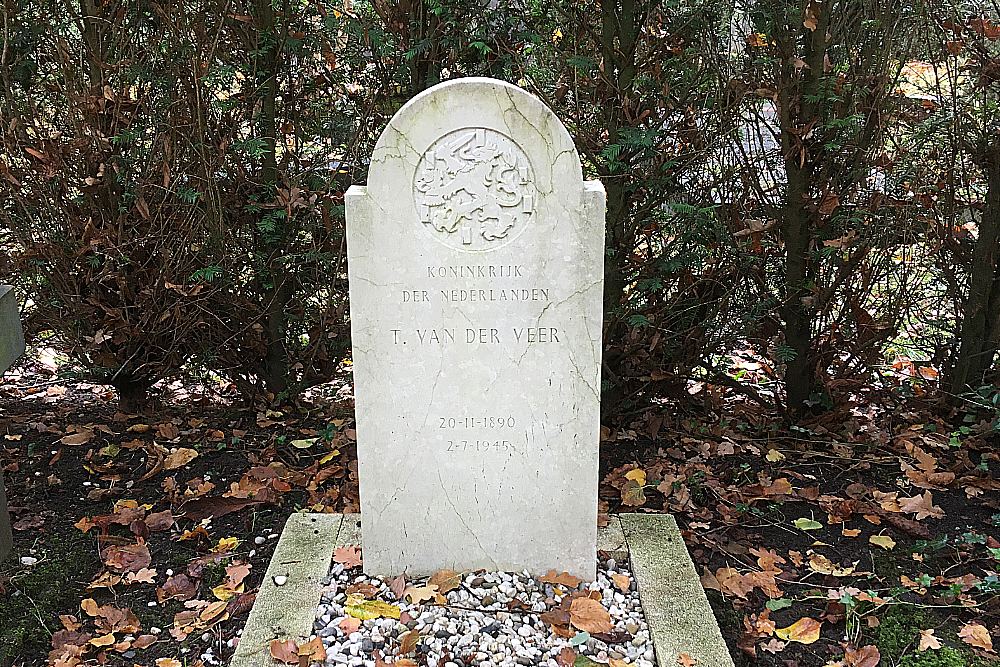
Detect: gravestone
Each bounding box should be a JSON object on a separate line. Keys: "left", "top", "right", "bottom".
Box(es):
{"left": 0, "top": 285, "right": 25, "bottom": 561}
{"left": 346, "top": 78, "right": 605, "bottom": 579}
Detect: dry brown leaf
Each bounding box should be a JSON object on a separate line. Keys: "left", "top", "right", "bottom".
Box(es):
{"left": 89, "top": 633, "right": 115, "bottom": 647}
{"left": 269, "top": 638, "right": 299, "bottom": 664}
{"left": 678, "top": 653, "right": 698, "bottom": 666}
{"left": 569, "top": 597, "right": 613, "bottom": 634}
{"left": 918, "top": 629, "right": 941, "bottom": 651}
{"left": 843, "top": 644, "right": 880, "bottom": 667}
{"left": 155, "top": 659, "right": 181, "bottom": 667}
{"left": 611, "top": 573, "right": 631, "bottom": 592}
{"left": 959, "top": 622, "right": 994, "bottom": 653}
{"left": 103, "top": 543, "right": 152, "bottom": 573}
{"left": 298, "top": 637, "right": 325, "bottom": 661}
{"left": 163, "top": 447, "right": 199, "bottom": 470}
{"left": 387, "top": 574, "right": 407, "bottom": 600}
{"left": 541, "top": 570, "right": 583, "bottom": 588}
{"left": 428, "top": 569, "right": 463, "bottom": 593}
{"left": 399, "top": 629, "right": 420, "bottom": 655}
{"left": 899, "top": 491, "right": 944, "bottom": 520}
{"left": 334, "top": 545, "right": 363, "bottom": 568}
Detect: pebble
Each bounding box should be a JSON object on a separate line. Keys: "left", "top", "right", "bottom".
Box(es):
{"left": 313, "top": 558, "right": 655, "bottom": 665}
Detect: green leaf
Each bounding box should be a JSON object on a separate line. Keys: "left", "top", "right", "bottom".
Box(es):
{"left": 574, "top": 655, "right": 601, "bottom": 667}
{"left": 569, "top": 632, "right": 590, "bottom": 647}
{"left": 794, "top": 518, "right": 823, "bottom": 531}
{"left": 766, "top": 598, "right": 793, "bottom": 611}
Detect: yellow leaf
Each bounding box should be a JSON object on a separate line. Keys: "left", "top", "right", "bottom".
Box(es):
{"left": 775, "top": 617, "right": 822, "bottom": 644}
{"left": 869, "top": 535, "right": 896, "bottom": 550}
{"left": 212, "top": 536, "right": 239, "bottom": 553}
{"left": 766, "top": 449, "right": 785, "bottom": 462}
{"left": 345, "top": 594, "right": 401, "bottom": 620}
{"left": 319, "top": 450, "right": 341, "bottom": 464}
{"left": 625, "top": 468, "right": 647, "bottom": 486}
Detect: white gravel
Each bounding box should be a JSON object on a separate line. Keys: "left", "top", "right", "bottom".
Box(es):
{"left": 314, "top": 558, "right": 656, "bottom": 667}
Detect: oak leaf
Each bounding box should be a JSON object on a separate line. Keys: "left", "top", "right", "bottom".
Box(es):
{"left": 678, "top": 653, "right": 698, "bottom": 666}
{"left": 899, "top": 491, "right": 944, "bottom": 520}
{"left": 569, "top": 597, "right": 612, "bottom": 634}
{"left": 918, "top": 629, "right": 941, "bottom": 651}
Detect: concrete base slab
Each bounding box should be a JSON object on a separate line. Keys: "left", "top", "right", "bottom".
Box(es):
{"left": 231, "top": 513, "right": 733, "bottom": 667}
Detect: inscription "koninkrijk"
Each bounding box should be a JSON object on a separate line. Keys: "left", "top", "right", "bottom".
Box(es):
{"left": 427, "top": 265, "right": 524, "bottom": 279}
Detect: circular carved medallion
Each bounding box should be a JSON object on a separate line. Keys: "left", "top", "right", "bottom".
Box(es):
{"left": 413, "top": 128, "right": 535, "bottom": 251}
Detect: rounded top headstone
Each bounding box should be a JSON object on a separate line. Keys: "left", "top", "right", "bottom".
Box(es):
{"left": 368, "top": 77, "right": 584, "bottom": 253}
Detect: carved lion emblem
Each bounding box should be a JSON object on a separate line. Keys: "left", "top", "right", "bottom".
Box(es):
{"left": 413, "top": 128, "right": 535, "bottom": 251}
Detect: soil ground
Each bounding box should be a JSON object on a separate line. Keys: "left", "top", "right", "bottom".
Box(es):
{"left": 1, "top": 359, "right": 998, "bottom": 667}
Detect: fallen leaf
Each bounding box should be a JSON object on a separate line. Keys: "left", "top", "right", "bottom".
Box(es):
{"left": 808, "top": 553, "right": 857, "bottom": 577}
{"left": 89, "top": 633, "right": 116, "bottom": 647}
{"left": 345, "top": 595, "right": 401, "bottom": 620}
{"left": 399, "top": 630, "right": 419, "bottom": 655}
{"left": 61, "top": 430, "right": 94, "bottom": 446}
{"left": 761, "top": 638, "right": 787, "bottom": 653}
{"left": 340, "top": 617, "right": 362, "bottom": 633}
{"left": 766, "top": 449, "right": 786, "bottom": 462}
{"left": 610, "top": 573, "right": 631, "bottom": 592}
{"left": 843, "top": 644, "right": 880, "bottom": 667}
{"left": 678, "top": 653, "right": 698, "bottom": 666}
{"left": 103, "top": 543, "right": 152, "bottom": 573}
{"left": 569, "top": 597, "right": 613, "bottom": 634}
{"left": 621, "top": 479, "right": 646, "bottom": 506}
{"left": 899, "top": 491, "right": 944, "bottom": 520}
{"left": 269, "top": 638, "right": 299, "bottom": 664}
{"left": 542, "top": 570, "right": 583, "bottom": 588}
{"left": 298, "top": 637, "right": 325, "bottom": 661}
{"left": 163, "top": 447, "right": 199, "bottom": 470}
{"left": 155, "top": 659, "right": 181, "bottom": 667}
{"left": 388, "top": 574, "right": 407, "bottom": 600}
{"left": 625, "top": 468, "right": 646, "bottom": 486}
{"left": 428, "top": 569, "right": 463, "bottom": 594}
{"left": 334, "top": 545, "right": 363, "bottom": 568}
{"left": 794, "top": 517, "right": 823, "bottom": 531}
{"left": 774, "top": 617, "right": 822, "bottom": 644}
{"left": 869, "top": 535, "right": 896, "bottom": 550}
{"left": 959, "top": 622, "right": 994, "bottom": 652}
{"left": 918, "top": 629, "right": 941, "bottom": 651}
{"left": 403, "top": 584, "right": 438, "bottom": 604}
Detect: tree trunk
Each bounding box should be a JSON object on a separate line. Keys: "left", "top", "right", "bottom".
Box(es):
{"left": 949, "top": 148, "right": 1000, "bottom": 394}
{"left": 255, "top": 0, "right": 292, "bottom": 396}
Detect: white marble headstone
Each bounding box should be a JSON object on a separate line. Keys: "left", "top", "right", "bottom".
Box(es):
{"left": 346, "top": 78, "right": 605, "bottom": 579}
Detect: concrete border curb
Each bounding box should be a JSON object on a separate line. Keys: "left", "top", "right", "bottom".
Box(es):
{"left": 230, "top": 513, "right": 733, "bottom": 667}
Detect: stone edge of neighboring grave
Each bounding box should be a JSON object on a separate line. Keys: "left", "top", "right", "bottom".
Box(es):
{"left": 0, "top": 285, "right": 25, "bottom": 376}
{"left": 230, "top": 513, "right": 733, "bottom": 667}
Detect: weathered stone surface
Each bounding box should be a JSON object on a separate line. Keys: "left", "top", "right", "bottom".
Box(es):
{"left": 346, "top": 78, "right": 605, "bottom": 579}
{"left": 229, "top": 514, "right": 344, "bottom": 667}
{"left": 233, "top": 514, "right": 735, "bottom": 667}
{"left": 0, "top": 286, "right": 23, "bottom": 377}
{"left": 622, "top": 513, "right": 736, "bottom": 667}
{"left": 0, "top": 285, "right": 22, "bottom": 562}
